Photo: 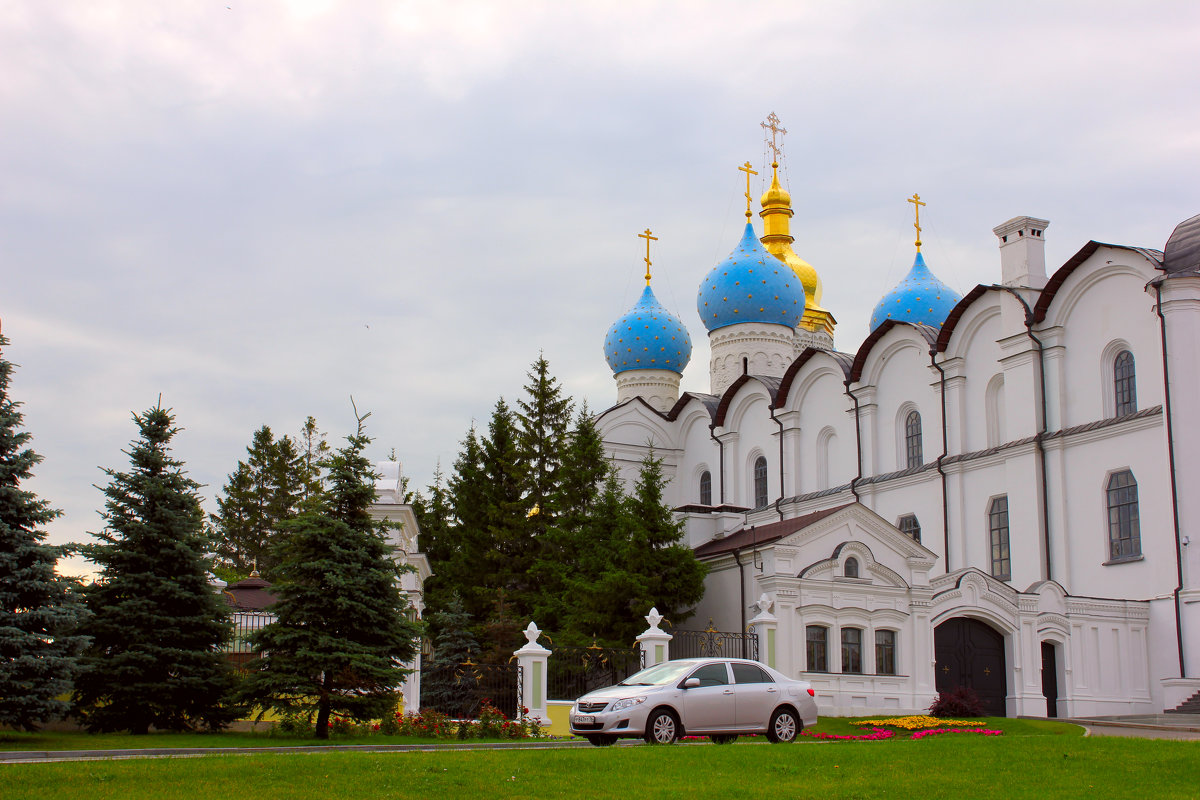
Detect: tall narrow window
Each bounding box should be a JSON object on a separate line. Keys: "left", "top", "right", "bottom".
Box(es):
{"left": 875, "top": 630, "right": 897, "bottom": 675}
{"left": 699, "top": 471, "right": 712, "bottom": 506}
{"left": 1107, "top": 470, "right": 1141, "bottom": 560}
{"left": 1114, "top": 350, "right": 1136, "bottom": 416}
{"left": 843, "top": 557, "right": 860, "bottom": 578}
{"left": 905, "top": 410, "right": 923, "bottom": 468}
{"left": 806, "top": 626, "right": 828, "bottom": 672}
{"left": 753, "top": 456, "right": 768, "bottom": 509}
{"left": 898, "top": 514, "right": 921, "bottom": 543}
{"left": 841, "top": 628, "right": 863, "bottom": 674}
{"left": 989, "top": 496, "right": 1011, "bottom": 581}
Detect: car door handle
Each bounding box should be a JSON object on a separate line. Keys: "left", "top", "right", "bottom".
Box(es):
{"left": 766, "top": 687, "right": 778, "bottom": 693}
{"left": 723, "top": 689, "right": 734, "bottom": 695}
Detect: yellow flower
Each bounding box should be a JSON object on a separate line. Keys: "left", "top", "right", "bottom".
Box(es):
{"left": 853, "top": 715, "right": 986, "bottom": 730}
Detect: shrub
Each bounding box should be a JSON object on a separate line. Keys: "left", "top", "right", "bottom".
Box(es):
{"left": 274, "top": 712, "right": 313, "bottom": 737}
{"left": 929, "top": 686, "right": 986, "bottom": 718}
{"left": 477, "top": 699, "right": 506, "bottom": 739}
{"left": 377, "top": 710, "right": 402, "bottom": 736}
{"left": 398, "top": 709, "right": 452, "bottom": 738}
{"left": 330, "top": 716, "right": 358, "bottom": 735}
{"left": 456, "top": 719, "right": 478, "bottom": 740}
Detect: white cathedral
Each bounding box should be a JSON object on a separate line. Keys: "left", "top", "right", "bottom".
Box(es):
{"left": 595, "top": 141, "right": 1200, "bottom": 718}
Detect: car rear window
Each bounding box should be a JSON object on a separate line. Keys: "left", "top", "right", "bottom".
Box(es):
{"left": 732, "top": 663, "right": 771, "bottom": 684}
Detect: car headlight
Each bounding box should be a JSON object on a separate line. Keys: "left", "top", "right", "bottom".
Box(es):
{"left": 611, "top": 697, "right": 647, "bottom": 712}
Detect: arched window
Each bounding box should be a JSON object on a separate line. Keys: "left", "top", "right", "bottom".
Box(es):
{"left": 1107, "top": 470, "right": 1141, "bottom": 560}
{"left": 905, "top": 410, "right": 923, "bottom": 468}
{"left": 898, "top": 514, "right": 921, "bottom": 543}
{"left": 753, "top": 456, "right": 768, "bottom": 509}
{"left": 699, "top": 470, "right": 712, "bottom": 506}
{"left": 844, "top": 557, "right": 860, "bottom": 578}
{"left": 989, "top": 496, "right": 1011, "bottom": 581}
{"left": 1114, "top": 350, "right": 1136, "bottom": 416}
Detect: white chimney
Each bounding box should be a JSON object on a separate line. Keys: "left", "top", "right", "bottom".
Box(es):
{"left": 993, "top": 216, "right": 1050, "bottom": 289}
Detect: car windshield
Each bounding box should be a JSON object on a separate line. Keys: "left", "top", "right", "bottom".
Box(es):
{"left": 618, "top": 661, "right": 700, "bottom": 686}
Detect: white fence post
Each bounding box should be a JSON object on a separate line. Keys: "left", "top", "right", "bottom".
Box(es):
{"left": 636, "top": 607, "right": 673, "bottom": 667}
{"left": 748, "top": 593, "right": 778, "bottom": 669}
{"left": 514, "top": 621, "right": 550, "bottom": 724}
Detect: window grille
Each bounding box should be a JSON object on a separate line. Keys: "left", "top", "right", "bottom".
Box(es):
{"left": 1107, "top": 470, "right": 1141, "bottom": 560}
{"left": 753, "top": 456, "right": 768, "bottom": 509}
{"left": 905, "top": 410, "right": 923, "bottom": 468}
{"left": 989, "top": 496, "right": 1011, "bottom": 580}
{"left": 898, "top": 514, "right": 921, "bottom": 542}
{"left": 699, "top": 470, "right": 712, "bottom": 506}
{"left": 806, "top": 626, "right": 828, "bottom": 672}
{"left": 1114, "top": 350, "right": 1136, "bottom": 416}
{"left": 875, "top": 630, "right": 897, "bottom": 675}
{"left": 841, "top": 628, "right": 863, "bottom": 674}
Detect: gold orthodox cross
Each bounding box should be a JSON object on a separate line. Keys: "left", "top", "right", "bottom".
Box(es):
{"left": 740, "top": 161, "right": 758, "bottom": 218}
{"left": 908, "top": 193, "right": 926, "bottom": 251}
{"left": 761, "top": 112, "right": 787, "bottom": 163}
{"left": 638, "top": 228, "right": 658, "bottom": 284}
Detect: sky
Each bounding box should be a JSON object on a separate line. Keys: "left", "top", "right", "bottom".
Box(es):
{"left": 3, "top": 1, "right": 1198, "bottom": 576}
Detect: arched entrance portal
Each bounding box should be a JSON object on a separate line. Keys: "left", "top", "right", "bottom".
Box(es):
{"left": 934, "top": 617, "right": 1007, "bottom": 717}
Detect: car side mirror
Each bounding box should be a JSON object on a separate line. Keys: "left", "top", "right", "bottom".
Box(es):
{"left": 682, "top": 677, "right": 700, "bottom": 689}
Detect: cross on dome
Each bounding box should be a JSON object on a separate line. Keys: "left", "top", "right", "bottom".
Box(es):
{"left": 739, "top": 161, "right": 758, "bottom": 219}
{"left": 909, "top": 193, "right": 927, "bottom": 252}
{"left": 638, "top": 228, "right": 658, "bottom": 285}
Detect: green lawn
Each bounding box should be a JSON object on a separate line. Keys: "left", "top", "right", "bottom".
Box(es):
{"left": 3, "top": 734, "right": 1195, "bottom": 800}
{"left": 1, "top": 720, "right": 1194, "bottom": 800}
{"left": 0, "top": 716, "right": 1071, "bottom": 751}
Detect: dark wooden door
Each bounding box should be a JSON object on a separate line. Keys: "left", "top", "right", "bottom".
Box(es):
{"left": 1041, "top": 642, "right": 1059, "bottom": 718}
{"left": 934, "top": 617, "right": 1007, "bottom": 716}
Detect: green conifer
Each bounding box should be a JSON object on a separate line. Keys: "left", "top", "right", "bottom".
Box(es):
{"left": 74, "top": 404, "right": 235, "bottom": 733}
{"left": 0, "top": 336, "right": 86, "bottom": 730}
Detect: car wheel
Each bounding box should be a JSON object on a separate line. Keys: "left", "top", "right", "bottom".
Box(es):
{"left": 586, "top": 734, "right": 618, "bottom": 747}
{"left": 711, "top": 734, "right": 738, "bottom": 745}
{"left": 644, "top": 710, "right": 679, "bottom": 745}
{"left": 767, "top": 708, "right": 799, "bottom": 743}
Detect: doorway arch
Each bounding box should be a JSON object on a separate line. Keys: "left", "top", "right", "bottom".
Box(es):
{"left": 934, "top": 617, "right": 1007, "bottom": 716}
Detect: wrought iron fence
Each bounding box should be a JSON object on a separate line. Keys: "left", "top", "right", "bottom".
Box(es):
{"left": 668, "top": 619, "right": 759, "bottom": 661}
{"left": 421, "top": 660, "right": 523, "bottom": 720}
{"left": 547, "top": 642, "right": 645, "bottom": 701}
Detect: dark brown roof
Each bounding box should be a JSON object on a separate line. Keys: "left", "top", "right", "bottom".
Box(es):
{"left": 849, "top": 320, "right": 938, "bottom": 383}
{"left": 692, "top": 504, "right": 853, "bottom": 559}
{"left": 934, "top": 284, "right": 993, "bottom": 352}
{"left": 223, "top": 575, "right": 277, "bottom": 611}
{"left": 776, "top": 348, "right": 854, "bottom": 408}
{"left": 1032, "top": 241, "right": 1163, "bottom": 324}
{"left": 713, "top": 375, "right": 782, "bottom": 427}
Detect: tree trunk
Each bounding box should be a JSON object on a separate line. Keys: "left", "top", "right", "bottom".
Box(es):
{"left": 314, "top": 672, "right": 332, "bottom": 739}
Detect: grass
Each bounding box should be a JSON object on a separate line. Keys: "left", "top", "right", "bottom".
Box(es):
{"left": 0, "top": 716, "right": 1071, "bottom": 751}
{"left": 2, "top": 733, "right": 1196, "bottom": 800}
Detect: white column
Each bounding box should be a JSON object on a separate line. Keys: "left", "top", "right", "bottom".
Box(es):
{"left": 513, "top": 622, "right": 551, "bottom": 724}
{"left": 748, "top": 594, "right": 779, "bottom": 669}
{"left": 636, "top": 607, "right": 673, "bottom": 667}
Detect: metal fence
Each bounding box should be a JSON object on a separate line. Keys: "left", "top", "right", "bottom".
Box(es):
{"left": 548, "top": 643, "right": 644, "bottom": 701}
{"left": 668, "top": 619, "right": 759, "bottom": 661}
{"left": 421, "top": 660, "right": 523, "bottom": 720}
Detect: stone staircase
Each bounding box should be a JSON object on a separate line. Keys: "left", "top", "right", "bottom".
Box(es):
{"left": 1166, "top": 690, "right": 1200, "bottom": 714}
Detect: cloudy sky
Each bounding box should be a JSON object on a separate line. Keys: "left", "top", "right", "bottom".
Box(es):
{"left": 4, "top": 1, "right": 1198, "bottom": 575}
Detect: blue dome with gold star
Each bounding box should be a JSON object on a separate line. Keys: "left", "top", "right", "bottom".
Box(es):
{"left": 869, "top": 252, "right": 962, "bottom": 332}
{"left": 697, "top": 222, "right": 805, "bottom": 332}
{"left": 604, "top": 284, "right": 693, "bottom": 375}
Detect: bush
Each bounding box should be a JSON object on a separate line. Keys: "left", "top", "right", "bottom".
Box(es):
{"left": 398, "top": 709, "right": 452, "bottom": 738}
{"left": 329, "top": 716, "right": 359, "bottom": 735}
{"left": 929, "top": 687, "right": 986, "bottom": 718}
{"left": 377, "top": 710, "right": 402, "bottom": 736}
{"left": 456, "top": 719, "right": 478, "bottom": 740}
{"left": 476, "top": 699, "right": 506, "bottom": 739}
{"left": 274, "top": 712, "right": 313, "bottom": 737}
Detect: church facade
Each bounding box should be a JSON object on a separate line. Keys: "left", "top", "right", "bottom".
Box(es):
{"left": 596, "top": 149, "right": 1200, "bottom": 718}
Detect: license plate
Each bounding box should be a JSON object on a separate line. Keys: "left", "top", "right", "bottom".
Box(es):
{"left": 572, "top": 714, "right": 594, "bottom": 725}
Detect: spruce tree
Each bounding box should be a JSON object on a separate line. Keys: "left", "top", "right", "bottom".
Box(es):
{"left": 74, "top": 404, "right": 235, "bottom": 733}
{"left": 478, "top": 399, "right": 531, "bottom": 623}
{"left": 0, "top": 336, "right": 86, "bottom": 730}
{"left": 516, "top": 355, "right": 572, "bottom": 523}
{"left": 238, "top": 418, "right": 421, "bottom": 738}
{"left": 211, "top": 425, "right": 304, "bottom": 578}
{"left": 420, "top": 593, "right": 479, "bottom": 717}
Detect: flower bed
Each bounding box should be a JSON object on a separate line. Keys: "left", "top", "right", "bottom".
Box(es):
{"left": 853, "top": 715, "right": 986, "bottom": 731}
{"left": 801, "top": 726, "right": 894, "bottom": 741}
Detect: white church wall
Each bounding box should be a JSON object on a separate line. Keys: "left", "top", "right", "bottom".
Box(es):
{"left": 858, "top": 332, "right": 936, "bottom": 475}
{"left": 943, "top": 303, "right": 1004, "bottom": 456}
{"left": 673, "top": 402, "right": 721, "bottom": 509}
{"left": 784, "top": 358, "right": 855, "bottom": 494}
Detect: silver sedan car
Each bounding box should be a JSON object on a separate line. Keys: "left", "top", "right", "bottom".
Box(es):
{"left": 569, "top": 658, "right": 818, "bottom": 745}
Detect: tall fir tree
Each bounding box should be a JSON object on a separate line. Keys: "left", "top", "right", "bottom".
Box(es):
{"left": 296, "top": 415, "right": 330, "bottom": 508}
{"left": 211, "top": 425, "right": 304, "bottom": 578}
{"left": 515, "top": 354, "right": 573, "bottom": 523}
{"left": 419, "top": 592, "right": 479, "bottom": 716}
{"left": 74, "top": 404, "right": 235, "bottom": 733}
{"left": 0, "top": 336, "right": 87, "bottom": 730}
{"left": 238, "top": 418, "right": 421, "bottom": 738}
{"left": 478, "top": 399, "right": 531, "bottom": 630}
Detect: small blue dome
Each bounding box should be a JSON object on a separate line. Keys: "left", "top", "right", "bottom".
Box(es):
{"left": 869, "top": 252, "right": 963, "bottom": 332}
{"left": 604, "top": 284, "right": 693, "bottom": 375}
{"left": 697, "top": 222, "right": 805, "bottom": 332}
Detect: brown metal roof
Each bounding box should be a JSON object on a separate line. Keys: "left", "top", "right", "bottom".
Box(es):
{"left": 223, "top": 575, "right": 278, "bottom": 611}
{"left": 692, "top": 504, "right": 853, "bottom": 559}
{"left": 1032, "top": 241, "right": 1163, "bottom": 324}
{"left": 776, "top": 347, "right": 854, "bottom": 408}
{"left": 1162, "top": 213, "right": 1200, "bottom": 276}
{"left": 848, "top": 320, "right": 938, "bottom": 383}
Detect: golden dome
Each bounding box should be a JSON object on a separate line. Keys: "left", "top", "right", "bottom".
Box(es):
{"left": 761, "top": 165, "right": 791, "bottom": 208}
